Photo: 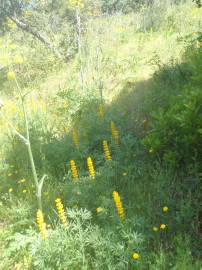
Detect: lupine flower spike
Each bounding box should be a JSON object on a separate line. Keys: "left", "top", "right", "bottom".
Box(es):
{"left": 98, "top": 104, "right": 104, "bottom": 118}
{"left": 110, "top": 121, "right": 120, "bottom": 146}
{"left": 70, "top": 160, "right": 79, "bottom": 180}
{"left": 72, "top": 128, "right": 79, "bottom": 149}
{"left": 55, "top": 198, "right": 68, "bottom": 227}
{"left": 36, "top": 210, "right": 47, "bottom": 240}
{"left": 112, "top": 191, "right": 125, "bottom": 220}
{"left": 103, "top": 140, "right": 111, "bottom": 161}
{"left": 87, "top": 157, "right": 95, "bottom": 179}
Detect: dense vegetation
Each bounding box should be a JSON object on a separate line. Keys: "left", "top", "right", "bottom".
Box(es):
{"left": 0, "top": 0, "right": 202, "bottom": 269}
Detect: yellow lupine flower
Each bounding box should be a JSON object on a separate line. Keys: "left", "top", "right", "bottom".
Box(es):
{"left": 87, "top": 157, "right": 95, "bottom": 179}
{"left": 55, "top": 198, "right": 68, "bottom": 227}
{"left": 103, "top": 140, "right": 111, "bottom": 161}
{"left": 22, "top": 189, "right": 27, "bottom": 193}
{"left": 36, "top": 210, "right": 47, "bottom": 240}
{"left": 70, "top": 160, "right": 79, "bottom": 180}
{"left": 110, "top": 121, "right": 120, "bottom": 145}
{"left": 72, "top": 128, "right": 79, "bottom": 149}
{"left": 98, "top": 105, "right": 104, "bottom": 118}
{"left": 7, "top": 71, "right": 16, "bottom": 81}
{"left": 112, "top": 191, "right": 125, "bottom": 220}
{"left": 132, "top": 252, "right": 140, "bottom": 260}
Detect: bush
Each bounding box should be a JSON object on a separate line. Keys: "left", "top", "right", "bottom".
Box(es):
{"left": 142, "top": 40, "right": 202, "bottom": 166}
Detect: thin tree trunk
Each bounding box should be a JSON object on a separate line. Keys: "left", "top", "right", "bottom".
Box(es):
{"left": 8, "top": 15, "right": 66, "bottom": 62}
{"left": 76, "top": 7, "right": 84, "bottom": 90}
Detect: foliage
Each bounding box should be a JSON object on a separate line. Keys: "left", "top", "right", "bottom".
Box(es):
{"left": 0, "top": 0, "right": 202, "bottom": 269}
{"left": 142, "top": 39, "right": 202, "bottom": 166}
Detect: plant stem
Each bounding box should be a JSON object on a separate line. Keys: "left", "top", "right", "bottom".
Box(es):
{"left": 14, "top": 78, "right": 43, "bottom": 210}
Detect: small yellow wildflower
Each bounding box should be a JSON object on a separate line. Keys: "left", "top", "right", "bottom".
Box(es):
{"left": 68, "top": 0, "right": 85, "bottom": 9}
{"left": 143, "top": 119, "right": 148, "bottom": 128}
{"left": 87, "top": 157, "right": 95, "bottom": 179}
{"left": 22, "top": 189, "right": 27, "bottom": 193}
{"left": 160, "top": 224, "right": 166, "bottom": 230}
{"left": 96, "top": 207, "right": 104, "bottom": 214}
{"left": 149, "top": 148, "right": 154, "bottom": 154}
{"left": 8, "top": 188, "right": 13, "bottom": 193}
{"left": 112, "top": 191, "right": 125, "bottom": 220}
{"left": 7, "top": 71, "right": 16, "bottom": 81}
{"left": 123, "top": 172, "right": 127, "bottom": 176}
{"left": 133, "top": 252, "right": 140, "bottom": 260}
{"left": 14, "top": 55, "right": 24, "bottom": 65}
{"left": 163, "top": 206, "right": 169, "bottom": 213}
{"left": 9, "top": 44, "right": 18, "bottom": 49}
{"left": 153, "top": 226, "right": 158, "bottom": 232}
{"left": 18, "top": 178, "right": 26, "bottom": 184}
{"left": 7, "top": 18, "right": 17, "bottom": 30}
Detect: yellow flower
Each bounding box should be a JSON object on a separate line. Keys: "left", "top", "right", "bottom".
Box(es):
{"left": 8, "top": 188, "right": 13, "bottom": 193}
{"left": 149, "top": 148, "right": 154, "bottom": 154}
{"left": 22, "top": 189, "right": 27, "bottom": 193}
{"left": 112, "top": 191, "right": 125, "bottom": 220}
{"left": 163, "top": 206, "right": 169, "bottom": 213}
{"left": 123, "top": 172, "right": 127, "bottom": 176}
{"left": 14, "top": 55, "right": 24, "bottom": 65}
{"left": 133, "top": 252, "right": 140, "bottom": 260}
{"left": 18, "top": 178, "right": 26, "bottom": 184}
{"left": 70, "top": 160, "right": 79, "bottom": 180}
{"left": 98, "top": 105, "right": 104, "bottom": 118}
{"left": 153, "top": 226, "right": 158, "bottom": 232}
{"left": 143, "top": 119, "right": 148, "bottom": 129}
{"left": 7, "top": 71, "right": 16, "bottom": 81}
{"left": 87, "top": 157, "right": 95, "bottom": 179}
{"left": 103, "top": 140, "right": 112, "bottom": 161}
{"left": 110, "top": 121, "right": 120, "bottom": 145}
{"left": 55, "top": 198, "right": 68, "bottom": 227}
{"left": 68, "top": 0, "right": 85, "bottom": 9}
{"left": 72, "top": 128, "right": 79, "bottom": 149}
{"left": 7, "top": 18, "right": 17, "bottom": 30}
{"left": 36, "top": 209, "right": 47, "bottom": 240}
{"left": 96, "top": 207, "right": 104, "bottom": 214}
{"left": 160, "top": 224, "right": 166, "bottom": 230}
{"left": 9, "top": 44, "right": 18, "bottom": 49}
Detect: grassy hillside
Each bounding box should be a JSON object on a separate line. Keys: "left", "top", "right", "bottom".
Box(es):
{"left": 0, "top": 1, "right": 202, "bottom": 269}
